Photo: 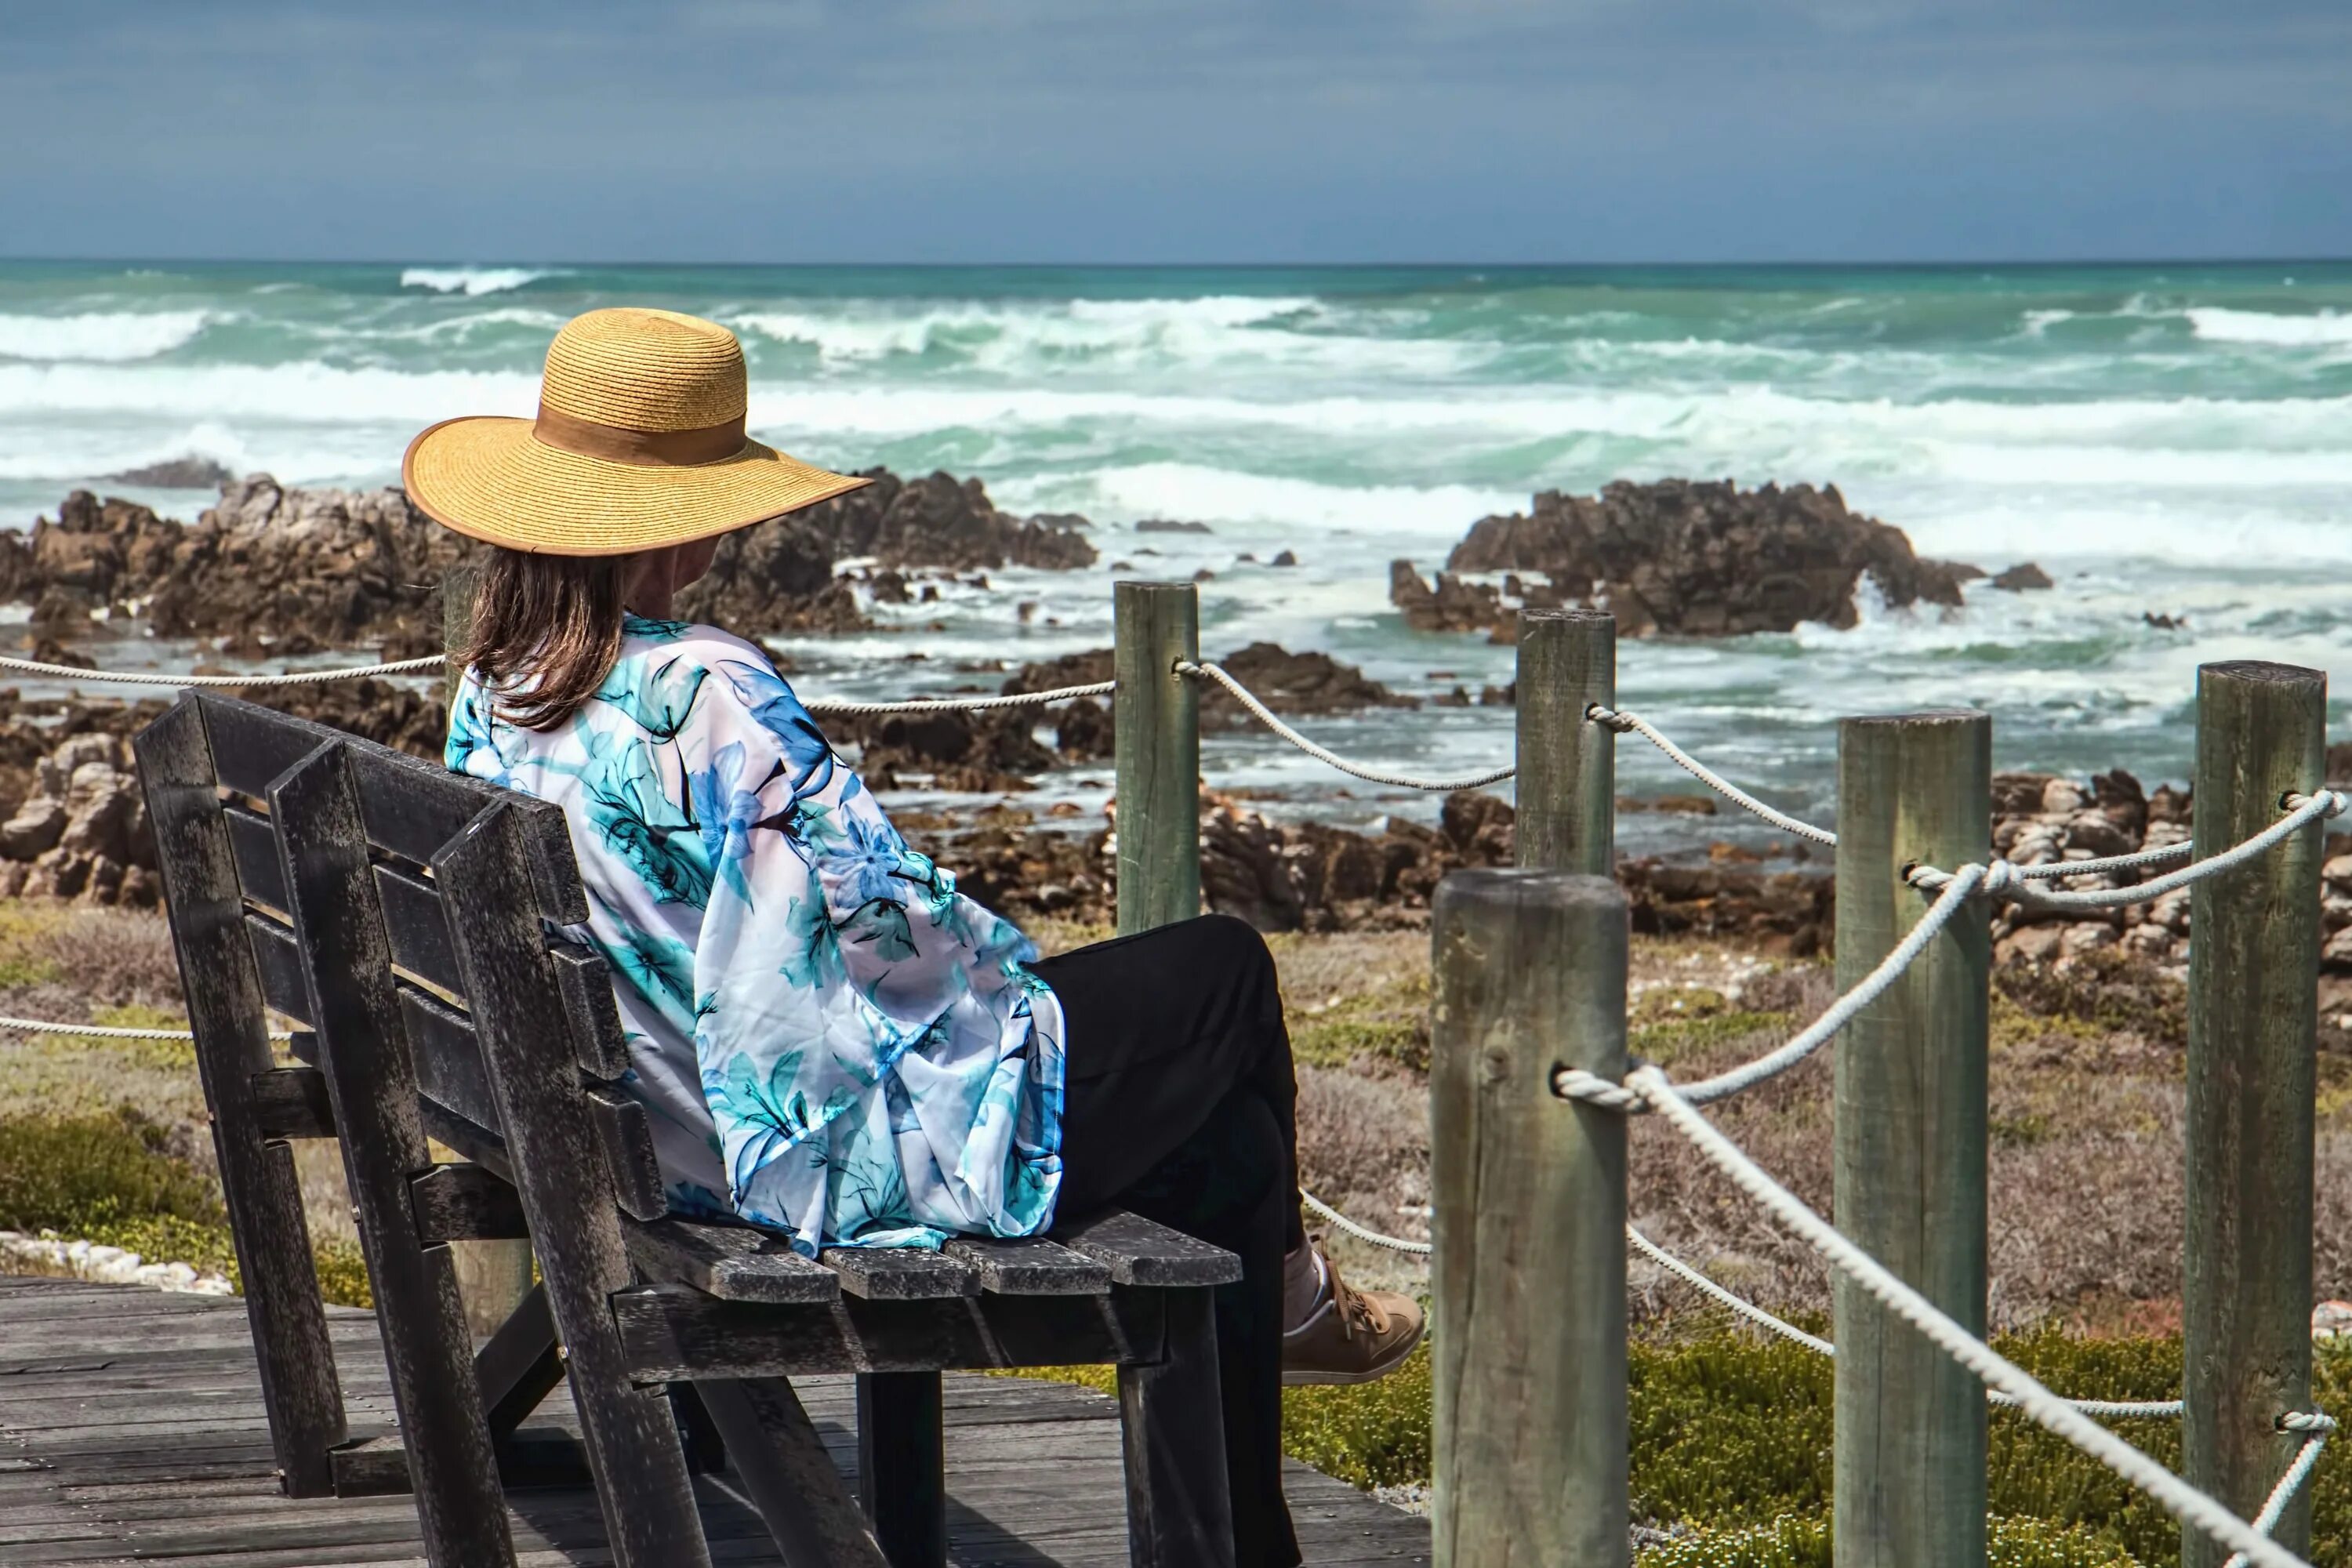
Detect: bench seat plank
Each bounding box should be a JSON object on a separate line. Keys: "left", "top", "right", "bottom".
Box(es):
{"left": 1054, "top": 1210, "right": 1244, "bottom": 1287}
{"left": 942, "top": 1237, "right": 1112, "bottom": 1296}
{"left": 818, "top": 1250, "right": 978, "bottom": 1301}
{"left": 623, "top": 1220, "right": 839, "bottom": 1305}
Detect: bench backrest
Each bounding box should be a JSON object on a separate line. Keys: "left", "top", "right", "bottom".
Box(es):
{"left": 136, "top": 689, "right": 675, "bottom": 1553}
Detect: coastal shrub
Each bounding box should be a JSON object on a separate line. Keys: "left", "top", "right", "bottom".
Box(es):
{"left": 1635, "top": 1514, "right": 2144, "bottom": 1566}
{"left": 1289, "top": 969, "right": 1430, "bottom": 1073}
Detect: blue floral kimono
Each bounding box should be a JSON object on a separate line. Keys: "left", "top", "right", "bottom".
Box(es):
{"left": 447, "top": 615, "right": 1066, "bottom": 1255}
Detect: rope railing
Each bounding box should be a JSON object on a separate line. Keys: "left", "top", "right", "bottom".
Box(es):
{"left": 0, "top": 1014, "right": 289, "bottom": 1042}
{"left": 1909, "top": 789, "right": 2349, "bottom": 910}
{"left": 1630, "top": 1062, "right": 2320, "bottom": 1568}
{"left": 1555, "top": 862, "right": 1988, "bottom": 1114}
{"left": 0, "top": 652, "right": 448, "bottom": 688}
{"left": 801, "top": 679, "right": 1116, "bottom": 717}
{"left": 1177, "top": 660, "right": 1517, "bottom": 792}
{"left": 1586, "top": 704, "right": 1838, "bottom": 846}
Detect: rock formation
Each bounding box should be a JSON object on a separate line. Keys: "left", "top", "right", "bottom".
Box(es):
{"left": 1396, "top": 479, "right": 1975, "bottom": 638}
{"left": 5, "top": 467, "right": 1098, "bottom": 655}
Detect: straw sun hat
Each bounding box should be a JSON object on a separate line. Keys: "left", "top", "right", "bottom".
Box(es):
{"left": 403, "top": 307, "right": 866, "bottom": 555}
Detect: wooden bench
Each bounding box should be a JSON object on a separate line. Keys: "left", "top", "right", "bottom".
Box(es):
{"left": 135, "top": 691, "right": 1243, "bottom": 1568}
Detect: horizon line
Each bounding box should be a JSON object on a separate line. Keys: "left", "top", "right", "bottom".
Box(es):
{"left": 2, "top": 253, "right": 2349, "bottom": 272}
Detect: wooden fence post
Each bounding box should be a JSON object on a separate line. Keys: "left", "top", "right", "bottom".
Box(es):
{"left": 1432, "top": 869, "right": 1629, "bottom": 1567}
{"left": 1515, "top": 608, "right": 1615, "bottom": 877}
{"left": 1113, "top": 580, "right": 1201, "bottom": 935}
{"left": 2184, "top": 660, "right": 2326, "bottom": 1568}
{"left": 439, "top": 562, "right": 535, "bottom": 1340}
{"left": 1832, "top": 710, "right": 1991, "bottom": 1568}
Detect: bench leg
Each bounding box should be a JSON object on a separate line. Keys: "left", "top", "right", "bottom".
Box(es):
{"left": 1116, "top": 1286, "right": 1237, "bottom": 1568}
{"left": 701, "top": 1376, "right": 889, "bottom": 1568}
{"left": 856, "top": 1371, "right": 946, "bottom": 1568}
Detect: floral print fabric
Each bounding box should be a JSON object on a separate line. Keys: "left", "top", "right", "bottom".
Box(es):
{"left": 446, "top": 615, "right": 1065, "bottom": 1255}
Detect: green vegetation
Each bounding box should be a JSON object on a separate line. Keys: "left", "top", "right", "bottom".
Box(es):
{"left": 1628, "top": 985, "right": 1795, "bottom": 1069}
{"left": 1289, "top": 968, "right": 1430, "bottom": 1072}
{"left": 0, "top": 1107, "right": 372, "bottom": 1308}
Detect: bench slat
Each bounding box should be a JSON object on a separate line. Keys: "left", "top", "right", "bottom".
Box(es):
{"left": 374, "top": 860, "right": 461, "bottom": 993}
{"left": 624, "top": 1218, "right": 840, "bottom": 1304}
{"left": 409, "top": 1163, "right": 530, "bottom": 1247}
{"left": 820, "top": 1248, "right": 979, "bottom": 1301}
{"left": 223, "top": 801, "right": 286, "bottom": 913}
{"left": 549, "top": 940, "right": 630, "bottom": 1080}
{"left": 942, "top": 1236, "right": 1112, "bottom": 1296}
{"left": 250, "top": 1065, "right": 335, "bottom": 1140}
{"left": 1054, "top": 1210, "right": 1243, "bottom": 1287}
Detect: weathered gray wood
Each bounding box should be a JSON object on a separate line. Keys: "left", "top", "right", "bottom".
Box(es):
{"left": 473, "top": 1283, "right": 564, "bottom": 1439}
{"left": 2184, "top": 660, "right": 2326, "bottom": 1567}
{"left": 1054, "top": 1210, "right": 1242, "bottom": 1287}
{"left": 372, "top": 860, "right": 460, "bottom": 992}
{"left": 586, "top": 1085, "right": 668, "bottom": 1221}
{"left": 223, "top": 801, "right": 289, "bottom": 912}
{"left": 1430, "top": 868, "right": 1628, "bottom": 1568}
{"left": 702, "top": 1377, "right": 890, "bottom": 1568}
{"left": 249, "top": 1066, "right": 335, "bottom": 1141}
{"left": 941, "top": 1236, "right": 1111, "bottom": 1295}
{"left": 1116, "top": 1286, "right": 1235, "bottom": 1568}
{"left": 434, "top": 800, "right": 711, "bottom": 1568}
{"left": 1113, "top": 581, "right": 1200, "bottom": 933}
{"left": 856, "top": 1372, "right": 946, "bottom": 1566}
{"left": 548, "top": 940, "right": 631, "bottom": 1080}
{"left": 819, "top": 1250, "right": 978, "bottom": 1301}
{"left": 625, "top": 1218, "right": 842, "bottom": 1305}
{"left": 197, "top": 693, "right": 497, "bottom": 866}
{"left": 243, "top": 909, "right": 310, "bottom": 1024}
{"left": 267, "top": 739, "right": 517, "bottom": 1567}
{"left": 1832, "top": 710, "right": 1991, "bottom": 1568}
{"left": 132, "top": 697, "right": 347, "bottom": 1499}
{"left": 1514, "top": 608, "right": 1615, "bottom": 874}
{"left": 409, "top": 1164, "right": 531, "bottom": 1247}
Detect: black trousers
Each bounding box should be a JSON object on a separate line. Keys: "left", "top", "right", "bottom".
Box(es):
{"left": 1033, "top": 914, "right": 1307, "bottom": 1568}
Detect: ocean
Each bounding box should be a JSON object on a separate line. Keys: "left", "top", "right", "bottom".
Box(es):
{"left": 3, "top": 258, "right": 2349, "bottom": 848}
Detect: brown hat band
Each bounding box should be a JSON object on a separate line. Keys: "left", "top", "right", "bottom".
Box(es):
{"left": 532, "top": 401, "right": 749, "bottom": 467}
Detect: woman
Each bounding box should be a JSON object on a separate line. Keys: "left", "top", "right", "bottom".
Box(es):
{"left": 406, "top": 307, "right": 1420, "bottom": 1566}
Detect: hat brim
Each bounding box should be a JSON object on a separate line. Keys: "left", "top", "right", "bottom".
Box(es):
{"left": 403, "top": 416, "right": 869, "bottom": 556}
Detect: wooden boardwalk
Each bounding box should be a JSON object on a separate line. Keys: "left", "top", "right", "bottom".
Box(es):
{"left": 0, "top": 1276, "right": 1429, "bottom": 1566}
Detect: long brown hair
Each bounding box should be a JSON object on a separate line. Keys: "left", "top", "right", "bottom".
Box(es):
{"left": 458, "top": 548, "right": 635, "bottom": 731}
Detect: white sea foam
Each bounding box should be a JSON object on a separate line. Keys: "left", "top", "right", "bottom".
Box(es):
{"left": 2184, "top": 307, "right": 2352, "bottom": 347}
{"left": 398, "top": 267, "right": 564, "bottom": 296}
{"left": 0, "top": 310, "right": 214, "bottom": 363}
{"left": 990, "top": 463, "right": 1526, "bottom": 540}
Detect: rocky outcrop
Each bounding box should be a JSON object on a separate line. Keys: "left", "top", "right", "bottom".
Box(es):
{"left": 798, "top": 470, "right": 1095, "bottom": 573}
{"left": 0, "top": 481, "right": 472, "bottom": 657}
{"left": 1399, "top": 479, "right": 1974, "bottom": 639}
{"left": 7, "top": 467, "right": 1097, "bottom": 656}
{"left": 103, "top": 456, "right": 234, "bottom": 489}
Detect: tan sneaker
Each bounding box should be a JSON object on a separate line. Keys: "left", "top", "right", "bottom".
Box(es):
{"left": 1280, "top": 1254, "right": 1424, "bottom": 1385}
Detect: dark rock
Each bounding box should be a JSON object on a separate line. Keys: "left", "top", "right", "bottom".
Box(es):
{"left": 2144, "top": 611, "right": 2187, "bottom": 631}
{"left": 1135, "top": 519, "right": 1211, "bottom": 534}
{"left": 1436, "top": 479, "right": 1970, "bottom": 637}
{"left": 1270, "top": 550, "right": 1299, "bottom": 568}
{"left": 1214, "top": 643, "right": 1416, "bottom": 717}
{"left": 800, "top": 470, "right": 1096, "bottom": 572}
{"left": 1992, "top": 562, "right": 2054, "bottom": 592}
{"left": 104, "top": 456, "right": 234, "bottom": 488}
{"left": 674, "top": 514, "right": 857, "bottom": 637}
{"left": 1389, "top": 561, "right": 1510, "bottom": 638}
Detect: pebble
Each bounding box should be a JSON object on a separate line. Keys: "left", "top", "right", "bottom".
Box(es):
{"left": 0, "top": 1229, "right": 231, "bottom": 1294}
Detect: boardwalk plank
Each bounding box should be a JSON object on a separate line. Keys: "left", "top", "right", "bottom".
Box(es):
{"left": 0, "top": 1277, "right": 1428, "bottom": 1564}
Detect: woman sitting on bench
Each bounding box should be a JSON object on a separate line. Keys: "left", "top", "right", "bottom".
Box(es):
{"left": 405, "top": 307, "right": 1420, "bottom": 1568}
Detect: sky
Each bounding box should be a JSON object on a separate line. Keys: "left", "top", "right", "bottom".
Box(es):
{"left": 4, "top": 0, "right": 2349, "bottom": 265}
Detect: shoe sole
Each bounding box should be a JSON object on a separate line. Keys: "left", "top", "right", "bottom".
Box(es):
{"left": 1280, "top": 1321, "right": 1425, "bottom": 1386}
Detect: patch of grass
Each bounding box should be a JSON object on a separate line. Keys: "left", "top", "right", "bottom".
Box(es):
{"left": 0, "top": 901, "right": 69, "bottom": 989}
{"left": 89, "top": 1003, "right": 194, "bottom": 1069}
{"left": 1631, "top": 985, "right": 1795, "bottom": 1070}
{"left": 1289, "top": 969, "right": 1430, "bottom": 1073}
{"left": 1636, "top": 1515, "right": 2145, "bottom": 1566}
{"left": 1995, "top": 949, "right": 2187, "bottom": 1054}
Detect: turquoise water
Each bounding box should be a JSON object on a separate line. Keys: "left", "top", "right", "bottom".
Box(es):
{"left": 4, "top": 260, "right": 2350, "bottom": 839}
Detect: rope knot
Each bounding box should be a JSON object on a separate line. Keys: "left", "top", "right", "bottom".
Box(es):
{"left": 2280, "top": 1410, "right": 2338, "bottom": 1435}
{"left": 1585, "top": 703, "right": 1636, "bottom": 734}
{"left": 1552, "top": 1066, "right": 1651, "bottom": 1113}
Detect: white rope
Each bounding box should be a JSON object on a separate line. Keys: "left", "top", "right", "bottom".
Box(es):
{"left": 1300, "top": 1188, "right": 1432, "bottom": 1254}
{"left": 1632, "top": 1062, "right": 2314, "bottom": 1568}
{"left": 0, "top": 1014, "right": 291, "bottom": 1042}
{"left": 1178, "top": 662, "right": 1515, "bottom": 792}
{"left": 1910, "top": 791, "right": 2347, "bottom": 911}
{"left": 1586, "top": 705, "right": 1837, "bottom": 847}
{"left": 1627, "top": 1222, "right": 1835, "bottom": 1356}
{"left": 803, "top": 679, "right": 1116, "bottom": 717}
{"left": 1555, "top": 863, "right": 1987, "bottom": 1112}
{"left": 0, "top": 652, "right": 446, "bottom": 688}
{"left": 2009, "top": 840, "right": 2194, "bottom": 880}
{"left": 2223, "top": 1414, "right": 2337, "bottom": 1568}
